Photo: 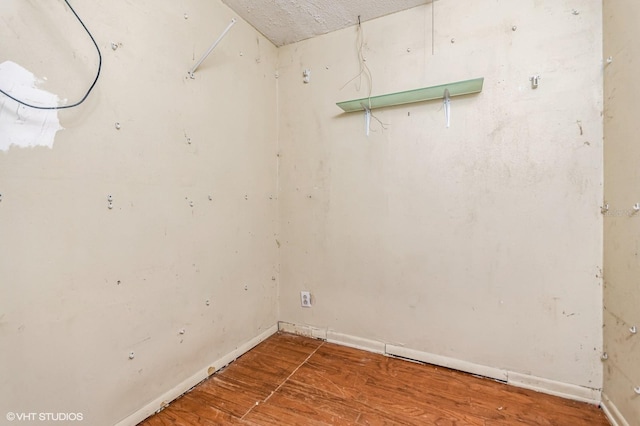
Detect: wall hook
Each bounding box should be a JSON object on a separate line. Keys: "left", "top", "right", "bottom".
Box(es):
{"left": 529, "top": 75, "right": 541, "bottom": 89}
{"left": 601, "top": 352, "right": 608, "bottom": 361}
{"left": 634, "top": 386, "right": 640, "bottom": 395}
{"left": 601, "top": 204, "right": 609, "bottom": 214}
{"left": 633, "top": 203, "right": 640, "bottom": 212}
{"left": 630, "top": 326, "right": 637, "bottom": 334}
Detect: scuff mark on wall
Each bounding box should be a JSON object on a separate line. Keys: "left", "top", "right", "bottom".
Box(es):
{"left": 0, "top": 61, "right": 63, "bottom": 151}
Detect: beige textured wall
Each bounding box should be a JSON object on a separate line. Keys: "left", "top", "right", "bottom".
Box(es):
{"left": 0, "top": 1, "right": 278, "bottom": 425}
{"left": 278, "top": 0, "right": 603, "bottom": 390}
{"left": 603, "top": 0, "right": 640, "bottom": 423}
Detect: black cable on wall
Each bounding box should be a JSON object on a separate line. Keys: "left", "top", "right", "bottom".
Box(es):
{"left": 0, "top": 0, "right": 102, "bottom": 110}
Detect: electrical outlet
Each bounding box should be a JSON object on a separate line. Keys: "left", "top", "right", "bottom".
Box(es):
{"left": 300, "top": 291, "right": 311, "bottom": 307}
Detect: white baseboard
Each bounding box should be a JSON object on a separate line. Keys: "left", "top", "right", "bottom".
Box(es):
{"left": 601, "top": 393, "right": 631, "bottom": 426}
{"left": 279, "top": 323, "right": 602, "bottom": 406}
{"left": 327, "top": 330, "right": 386, "bottom": 354}
{"left": 507, "top": 371, "right": 600, "bottom": 405}
{"left": 278, "top": 321, "right": 328, "bottom": 339}
{"left": 385, "top": 344, "right": 508, "bottom": 382}
{"left": 276, "top": 323, "right": 385, "bottom": 354}
{"left": 115, "top": 324, "right": 278, "bottom": 426}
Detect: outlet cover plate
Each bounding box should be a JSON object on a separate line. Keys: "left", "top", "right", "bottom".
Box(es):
{"left": 300, "top": 291, "right": 311, "bottom": 307}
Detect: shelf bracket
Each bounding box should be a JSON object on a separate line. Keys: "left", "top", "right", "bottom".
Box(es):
{"left": 444, "top": 88, "right": 451, "bottom": 128}
{"left": 360, "top": 102, "right": 371, "bottom": 136}
{"left": 188, "top": 18, "right": 237, "bottom": 79}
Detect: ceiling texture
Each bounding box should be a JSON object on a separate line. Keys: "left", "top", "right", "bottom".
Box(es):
{"left": 221, "top": 0, "right": 430, "bottom": 46}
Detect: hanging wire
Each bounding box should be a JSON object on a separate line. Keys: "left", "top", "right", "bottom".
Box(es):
{"left": 0, "top": 0, "right": 102, "bottom": 110}
{"left": 431, "top": 0, "right": 435, "bottom": 55}
{"left": 340, "top": 16, "right": 373, "bottom": 99}
{"left": 340, "top": 16, "right": 387, "bottom": 133}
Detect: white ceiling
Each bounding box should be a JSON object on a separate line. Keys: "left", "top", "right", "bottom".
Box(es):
{"left": 222, "top": 0, "right": 430, "bottom": 46}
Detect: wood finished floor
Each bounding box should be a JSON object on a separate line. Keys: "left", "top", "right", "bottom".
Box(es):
{"left": 140, "top": 332, "right": 610, "bottom": 425}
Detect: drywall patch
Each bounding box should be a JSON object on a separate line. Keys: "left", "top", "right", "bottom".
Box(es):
{"left": 0, "top": 61, "right": 64, "bottom": 151}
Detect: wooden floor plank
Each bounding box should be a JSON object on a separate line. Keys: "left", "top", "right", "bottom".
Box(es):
{"left": 188, "top": 376, "right": 265, "bottom": 418}
{"left": 296, "top": 343, "right": 608, "bottom": 425}
{"left": 275, "top": 379, "right": 363, "bottom": 423}
{"left": 142, "top": 394, "right": 244, "bottom": 426}
{"left": 139, "top": 332, "right": 610, "bottom": 426}
{"left": 218, "top": 351, "right": 299, "bottom": 390}
{"left": 243, "top": 393, "right": 353, "bottom": 426}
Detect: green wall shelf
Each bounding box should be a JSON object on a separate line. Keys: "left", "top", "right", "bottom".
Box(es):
{"left": 336, "top": 77, "right": 484, "bottom": 113}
